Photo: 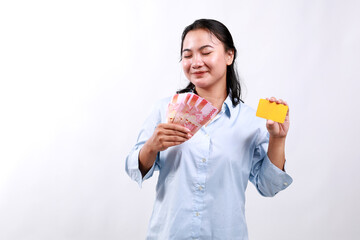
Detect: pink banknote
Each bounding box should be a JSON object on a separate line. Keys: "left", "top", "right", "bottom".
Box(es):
{"left": 166, "top": 93, "right": 219, "bottom": 135}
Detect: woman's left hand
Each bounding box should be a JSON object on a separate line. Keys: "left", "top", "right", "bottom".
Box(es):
{"left": 266, "top": 97, "right": 290, "bottom": 138}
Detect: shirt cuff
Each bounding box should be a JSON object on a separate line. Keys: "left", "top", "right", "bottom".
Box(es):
{"left": 125, "top": 147, "right": 157, "bottom": 188}
{"left": 258, "top": 155, "right": 293, "bottom": 196}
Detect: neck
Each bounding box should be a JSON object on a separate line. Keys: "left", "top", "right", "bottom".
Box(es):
{"left": 195, "top": 87, "right": 227, "bottom": 110}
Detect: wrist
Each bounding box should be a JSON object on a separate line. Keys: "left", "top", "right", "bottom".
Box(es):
{"left": 139, "top": 142, "right": 158, "bottom": 177}
{"left": 143, "top": 141, "right": 158, "bottom": 156}
{"left": 269, "top": 135, "right": 286, "bottom": 144}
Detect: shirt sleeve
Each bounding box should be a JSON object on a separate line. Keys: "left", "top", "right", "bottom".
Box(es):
{"left": 125, "top": 101, "right": 163, "bottom": 188}
{"left": 249, "top": 129, "right": 293, "bottom": 197}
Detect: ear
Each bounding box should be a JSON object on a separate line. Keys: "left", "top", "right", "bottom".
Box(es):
{"left": 225, "top": 49, "right": 234, "bottom": 65}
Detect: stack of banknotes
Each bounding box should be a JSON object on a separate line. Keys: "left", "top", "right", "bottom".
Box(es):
{"left": 166, "top": 93, "right": 219, "bottom": 135}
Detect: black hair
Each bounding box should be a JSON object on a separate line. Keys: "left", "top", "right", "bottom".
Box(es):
{"left": 177, "top": 19, "right": 243, "bottom": 106}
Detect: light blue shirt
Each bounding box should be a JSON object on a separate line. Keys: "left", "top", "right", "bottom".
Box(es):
{"left": 125, "top": 95, "right": 293, "bottom": 240}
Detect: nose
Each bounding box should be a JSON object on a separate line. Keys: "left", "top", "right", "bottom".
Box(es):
{"left": 192, "top": 54, "right": 204, "bottom": 69}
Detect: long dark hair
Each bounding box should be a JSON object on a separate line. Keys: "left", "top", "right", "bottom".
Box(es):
{"left": 177, "top": 19, "right": 243, "bottom": 106}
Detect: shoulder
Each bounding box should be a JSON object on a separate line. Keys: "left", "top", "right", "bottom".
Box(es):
{"left": 238, "top": 102, "right": 262, "bottom": 121}
{"left": 151, "top": 96, "right": 172, "bottom": 112}
{"left": 233, "top": 101, "right": 267, "bottom": 130}
{"left": 144, "top": 96, "right": 172, "bottom": 123}
{"left": 158, "top": 96, "right": 172, "bottom": 106}
{"left": 238, "top": 102, "right": 255, "bottom": 115}
{"left": 235, "top": 102, "right": 269, "bottom": 145}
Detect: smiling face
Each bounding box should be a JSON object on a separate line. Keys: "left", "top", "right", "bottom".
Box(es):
{"left": 181, "top": 29, "right": 234, "bottom": 94}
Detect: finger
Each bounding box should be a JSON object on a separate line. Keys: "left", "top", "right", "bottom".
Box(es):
{"left": 269, "top": 97, "right": 276, "bottom": 103}
{"left": 266, "top": 120, "right": 277, "bottom": 132}
{"left": 153, "top": 128, "right": 189, "bottom": 145}
{"left": 278, "top": 100, "right": 289, "bottom": 116}
{"left": 161, "top": 141, "right": 186, "bottom": 149}
{"left": 161, "top": 123, "right": 191, "bottom": 134}
{"left": 266, "top": 119, "right": 275, "bottom": 126}
{"left": 160, "top": 137, "right": 190, "bottom": 149}
{"left": 270, "top": 97, "right": 288, "bottom": 107}
{"left": 163, "top": 128, "right": 192, "bottom": 139}
{"left": 161, "top": 135, "right": 190, "bottom": 143}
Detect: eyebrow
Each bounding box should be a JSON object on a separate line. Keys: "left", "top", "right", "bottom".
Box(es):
{"left": 182, "top": 44, "right": 214, "bottom": 53}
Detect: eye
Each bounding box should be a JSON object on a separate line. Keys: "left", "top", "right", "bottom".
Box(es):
{"left": 202, "top": 52, "right": 211, "bottom": 56}
{"left": 183, "top": 55, "right": 192, "bottom": 59}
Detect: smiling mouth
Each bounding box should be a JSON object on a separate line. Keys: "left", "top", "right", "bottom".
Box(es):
{"left": 193, "top": 71, "right": 207, "bottom": 75}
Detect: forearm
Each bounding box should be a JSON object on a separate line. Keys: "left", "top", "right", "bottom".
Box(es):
{"left": 139, "top": 142, "right": 158, "bottom": 177}
{"left": 267, "top": 136, "right": 286, "bottom": 171}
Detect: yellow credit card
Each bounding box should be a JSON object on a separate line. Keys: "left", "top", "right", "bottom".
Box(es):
{"left": 256, "top": 99, "right": 288, "bottom": 123}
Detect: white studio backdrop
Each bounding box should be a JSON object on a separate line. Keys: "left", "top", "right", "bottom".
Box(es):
{"left": 0, "top": 0, "right": 359, "bottom": 239}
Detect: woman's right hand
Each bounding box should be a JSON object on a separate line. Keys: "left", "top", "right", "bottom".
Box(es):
{"left": 145, "top": 123, "right": 192, "bottom": 153}
{"left": 139, "top": 123, "right": 192, "bottom": 176}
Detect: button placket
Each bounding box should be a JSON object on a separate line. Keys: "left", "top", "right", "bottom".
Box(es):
{"left": 191, "top": 129, "right": 210, "bottom": 239}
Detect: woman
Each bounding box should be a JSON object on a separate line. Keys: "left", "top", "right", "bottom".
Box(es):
{"left": 126, "top": 19, "right": 292, "bottom": 240}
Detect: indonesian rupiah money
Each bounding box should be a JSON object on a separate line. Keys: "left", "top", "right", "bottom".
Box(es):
{"left": 166, "top": 93, "right": 219, "bottom": 135}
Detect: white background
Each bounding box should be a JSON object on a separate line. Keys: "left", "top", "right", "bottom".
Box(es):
{"left": 1, "top": 0, "right": 359, "bottom": 239}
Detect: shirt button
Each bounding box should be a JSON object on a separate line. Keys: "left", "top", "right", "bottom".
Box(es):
{"left": 283, "top": 182, "right": 288, "bottom": 186}
{"left": 198, "top": 186, "right": 203, "bottom": 191}
{"left": 195, "top": 212, "right": 200, "bottom": 216}
{"left": 202, "top": 158, "right": 206, "bottom": 162}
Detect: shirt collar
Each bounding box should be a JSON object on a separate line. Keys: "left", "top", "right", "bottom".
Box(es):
{"left": 222, "top": 95, "right": 236, "bottom": 118}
